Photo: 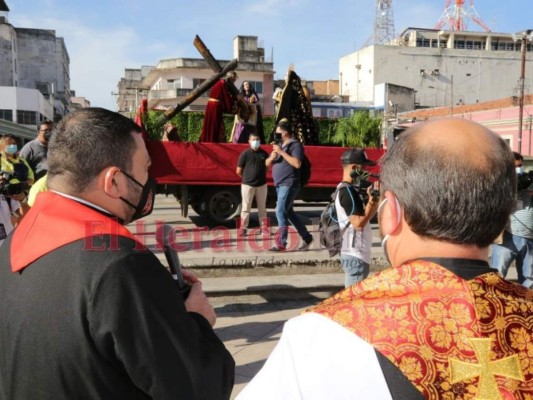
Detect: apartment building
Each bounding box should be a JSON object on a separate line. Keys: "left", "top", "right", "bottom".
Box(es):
{"left": 117, "top": 36, "right": 274, "bottom": 116}
{"left": 340, "top": 28, "right": 533, "bottom": 112}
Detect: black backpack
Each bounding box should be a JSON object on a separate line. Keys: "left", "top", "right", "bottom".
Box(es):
{"left": 287, "top": 141, "right": 311, "bottom": 186}
{"left": 319, "top": 182, "right": 354, "bottom": 257}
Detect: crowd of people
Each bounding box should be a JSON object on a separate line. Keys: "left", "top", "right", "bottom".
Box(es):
{"left": 2, "top": 99, "right": 533, "bottom": 399}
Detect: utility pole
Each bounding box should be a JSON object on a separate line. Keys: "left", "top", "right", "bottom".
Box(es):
{"left": 518, "top": 35, "right": 528, "bottom": 153}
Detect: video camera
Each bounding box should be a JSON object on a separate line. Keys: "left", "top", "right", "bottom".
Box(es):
{"left": 517, "top": 171, "right": 533, "bottom": 192}
{"left": 0, "top": 171, "right": 29, "bottom": 197}
{"left": 352, "top": 170, "right": 380, "bottom": 203}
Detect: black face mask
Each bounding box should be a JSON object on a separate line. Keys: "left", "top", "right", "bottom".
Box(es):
{"left": 119, "top": 170, "right": 156, "bottom": 222}
{"left": 350, "top": 168, "right": 365, "bottom": 179}
{"left": 274, "top": 133, "right": 282, "bottom": 145}
{"left": 43, "top": 130, "right": 52, "bottom": 142}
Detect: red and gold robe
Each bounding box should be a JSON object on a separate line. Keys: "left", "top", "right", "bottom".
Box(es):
{"left": 309, "top": 260, "right": 533, "bottom": 399}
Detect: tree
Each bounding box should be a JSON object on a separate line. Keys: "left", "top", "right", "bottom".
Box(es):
{"left": 331, "top": 110, "right": 381, "bottom": 147}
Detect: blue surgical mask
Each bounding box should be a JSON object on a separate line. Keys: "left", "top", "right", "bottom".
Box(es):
{"left": 516, "top": 167, "right": 525, "bottom": 174}
{"left": 5, "top": 144, "right": 17, "bottom": 155}
{"left": 250, "top": 140, "right": 260, "bottom": 150}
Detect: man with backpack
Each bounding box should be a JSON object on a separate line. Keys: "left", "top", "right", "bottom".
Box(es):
{"left": 334, "top": 149, "right": 379, "bottom": 287}
{"left": 267, "top": 119, "right": 313, "bottom": 251}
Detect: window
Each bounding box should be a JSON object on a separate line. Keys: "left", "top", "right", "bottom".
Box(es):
{"left": 193, "top": 78, "right": 206, "bottom": 88}
{"left": 249, "top": 81, "right": 263, "bottom": 94}
{"left": 455, "top": 40, "right": 465, "bottom": 49}
{"left": 166, "top": 79, "right": 181, "bottom": 90}
{"left": 17, "top": 110, "right": 37, "bottom": 125}
{"left": 0, "top": 109, "right": 13, "bottom": 122}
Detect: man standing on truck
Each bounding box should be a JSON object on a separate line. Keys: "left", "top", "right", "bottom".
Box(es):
{"left": 199, "top": 71, "right": 238, "bottom": 143}
{"left": 267, "top": 119, "right": 313, "bottom": 251}
{"left": 236, "top": 133, "right": 269, "bottom": 236}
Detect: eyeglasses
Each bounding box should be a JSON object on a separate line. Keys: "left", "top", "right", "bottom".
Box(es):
{"left": 39, "top": 129, "right": 52, "bottom": 133}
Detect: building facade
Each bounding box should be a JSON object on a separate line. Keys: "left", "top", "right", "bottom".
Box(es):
{"left": 0, "top": 4, "right": 71, "bottom": 130}
{"left": 339, "top": 28, "right": 533, "bottom": 110}
{"left": 117, "top": 36, "right": 274, "bottom": 117}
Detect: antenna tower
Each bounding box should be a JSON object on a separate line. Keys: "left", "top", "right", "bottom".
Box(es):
{"left": 434, "top": 0, "right": 491, "bottom": 32}
{"left": 373, "top": 0, "right": 396, "bottom": 45}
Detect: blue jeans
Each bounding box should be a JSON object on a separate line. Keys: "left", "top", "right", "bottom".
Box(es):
{"left": 491, "top": 231, "right": 533, "bottom": 288}
{"left": 274, "top": 185, "right": 312, "bottom": 248}
{"left": 340, "top": 254, "right": 370, "bottom": 288}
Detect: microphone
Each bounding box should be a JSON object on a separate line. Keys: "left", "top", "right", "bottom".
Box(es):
{"left": 155, "top": 223, "right": 191, "bottom": 299}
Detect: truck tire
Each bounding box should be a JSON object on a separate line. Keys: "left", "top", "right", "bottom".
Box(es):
{"left": 200, "top": 188, "right": 241, "bottom": 225}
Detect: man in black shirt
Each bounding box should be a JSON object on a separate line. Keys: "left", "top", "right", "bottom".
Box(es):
{"left": 236, "top": 133, "right": 269, "bottom": 236}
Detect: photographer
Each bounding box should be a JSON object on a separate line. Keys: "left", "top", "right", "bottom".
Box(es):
{"left": 491, "top": 151, "right": 533, "bottom": 287}
{"left": 0, "top": 135, "right": 31, "bottom": 224}
{"left": 335, "top": 149, "right": 379, "bottom": 287}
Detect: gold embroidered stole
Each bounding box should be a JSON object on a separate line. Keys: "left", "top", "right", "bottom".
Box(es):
{"left": 308, "top": 260, "right": 533, "bottom": 399}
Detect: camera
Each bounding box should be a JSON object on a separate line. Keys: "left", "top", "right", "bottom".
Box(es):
{"left": 517, "top": 171, "right": 533, "bottom": 192}
{"left": 352, "top": 170, "right": 380, "bottom": 203}
{"left": 0, "top": 171, "right": 29, "bottom": 196}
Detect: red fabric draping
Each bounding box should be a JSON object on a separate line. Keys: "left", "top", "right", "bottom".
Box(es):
{"left": 147, "top": 141, "right": 384, "bottom": 188}
{"left": 199, "top": 80, "right": 235, "bottom": 143}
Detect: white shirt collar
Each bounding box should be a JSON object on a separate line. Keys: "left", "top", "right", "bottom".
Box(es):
{"left": 50, "top": 190, "right": 113, "bottom": 216}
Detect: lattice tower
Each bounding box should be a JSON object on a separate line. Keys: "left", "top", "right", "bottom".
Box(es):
{"left": 374, "top": 0, "right": 396, "bottom": 45}
{"left": 434, "top": 0, "right": 491, "bottom": 32}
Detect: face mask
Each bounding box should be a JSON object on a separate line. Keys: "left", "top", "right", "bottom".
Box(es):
{"left": 349, "top": 168, "right": 365, "bottom": 179}
{"left": 516, "top": 167, "right": 525, "bottom": 174}
{"left": 5, "top": 144, "right": 17, "bottom": 155}
{"left": 377, "top": 197, "right": 402, "bottom": 266}
{"left": 274, "top": 133, "right": 282, "bottom": 144}
{"left": 43, "top": 130, "right": 52, "bottom": 142}
{"left": 119, "top": 170, "right": 156, "bottom": 222}
{"left": 250, "top": 140, "right": 260, "bottom": 150}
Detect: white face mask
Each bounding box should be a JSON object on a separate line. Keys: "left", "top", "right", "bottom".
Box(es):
{"left": 516, "top": 167, "right": 525, "bottom": 174}
{"left": 250, "top": 140, "right": 260, "bottom": 150}
{"left": 377, "top": 196, "right": 402, "bottom": 266}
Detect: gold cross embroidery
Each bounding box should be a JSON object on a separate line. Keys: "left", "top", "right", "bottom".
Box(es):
{"left": 449, "top": 338, "right": 524, "bottom": 400}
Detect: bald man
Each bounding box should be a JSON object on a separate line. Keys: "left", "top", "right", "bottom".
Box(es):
{"left": 237, "top": 119, "right": 533, "bottom": 400}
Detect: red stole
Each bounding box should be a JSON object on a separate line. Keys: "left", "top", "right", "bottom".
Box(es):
{"left": 11, "top": 191, "right": 139, "bottom": 272}
{"left": 308, "top": 260, "right": 533, "bottom": 399}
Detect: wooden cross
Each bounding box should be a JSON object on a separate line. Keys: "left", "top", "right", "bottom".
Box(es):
{"left": 449, "top": 338, "right": 524, "bottom": 400}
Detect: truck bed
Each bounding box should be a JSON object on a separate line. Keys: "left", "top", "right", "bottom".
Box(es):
{"left": 147, "top": 141, "right": 384, "bottom": 187}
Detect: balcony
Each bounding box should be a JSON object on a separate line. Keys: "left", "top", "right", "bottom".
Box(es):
{"left": 148, "top": 88, "right": 209, "bottom": 101}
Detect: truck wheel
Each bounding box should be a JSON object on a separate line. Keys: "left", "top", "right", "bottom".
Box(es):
{"left": 201, "top": 188, "right": 241, "bottom": 225}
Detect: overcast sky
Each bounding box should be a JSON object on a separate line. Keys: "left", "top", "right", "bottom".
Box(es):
{"left": 6, "top": 0, "right": 532, "bottom": 110}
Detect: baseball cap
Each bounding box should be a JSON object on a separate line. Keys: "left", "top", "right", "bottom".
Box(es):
{"left": 341, "top": 148, "right": 376, "bottom": 166}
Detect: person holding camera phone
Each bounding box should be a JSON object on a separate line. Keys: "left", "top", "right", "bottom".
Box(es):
{"left": 0, "top": 108, "right": 234, "bottom": 400}
{"left": 266, "top": 118, "right": 313, "bottom": 251}
{"left": 491, "top": 151, "right": 533, "bottom": 288}
{"left": 335, "top": 149, "right": 380, "bottom": 287}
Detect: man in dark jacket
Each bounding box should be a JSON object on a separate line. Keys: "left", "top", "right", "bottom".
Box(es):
{"left": 0, "top": 108, "right": 235, "bottom": 400}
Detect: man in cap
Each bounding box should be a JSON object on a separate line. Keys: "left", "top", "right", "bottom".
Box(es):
{"left": 237, "top": 119, "right": 533, "bottom": 399}
{"left": 335, "top": 149, "right": 379, "bottom": 287}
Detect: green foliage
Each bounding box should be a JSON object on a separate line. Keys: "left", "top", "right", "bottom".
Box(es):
{"left": 142, "top": 110, "right": 375, "bottom": 147}
{"left": 332, "top": 111, "right": 381, "bottom": 148}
